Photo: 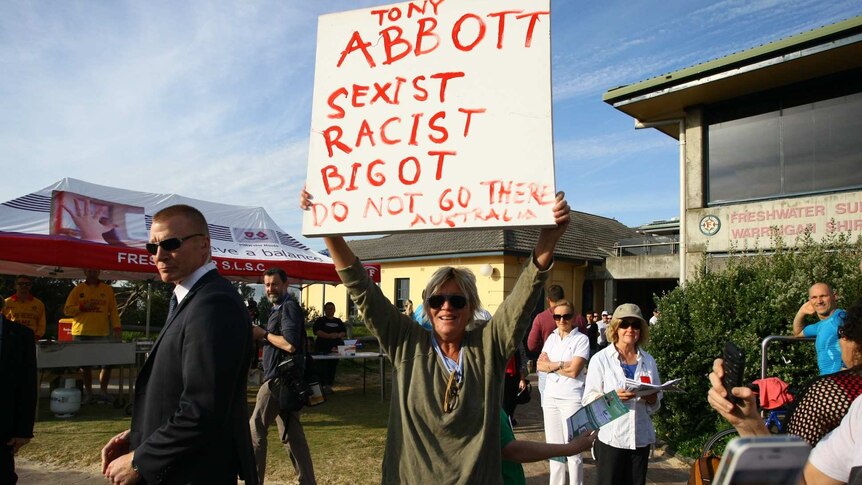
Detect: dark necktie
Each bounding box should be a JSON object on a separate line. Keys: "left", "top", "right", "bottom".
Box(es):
{"left": 167, "top": 294, "right": 178, "bottom": 322}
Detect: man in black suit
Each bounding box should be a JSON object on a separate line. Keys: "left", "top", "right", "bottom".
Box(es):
{"left": 102, "top": 204, "right": 258, "bottom": 485}
{"left": 0, "top": 297, "right": 37, "bottom": 484}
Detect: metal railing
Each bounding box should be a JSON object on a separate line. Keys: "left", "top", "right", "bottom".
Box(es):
{"left": 613, "top": 235, "right": 680, "bottom": 256}
{"left": 760, "top": 335, "right": 815, "bottom": 381}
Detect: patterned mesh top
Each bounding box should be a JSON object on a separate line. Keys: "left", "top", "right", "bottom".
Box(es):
{"left": 787, "top": 365, "right": 862, "bottom": 445}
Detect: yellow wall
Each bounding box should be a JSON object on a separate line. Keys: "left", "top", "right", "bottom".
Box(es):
{"left": 301, "top": 254, "right": 589, "bottom": 321}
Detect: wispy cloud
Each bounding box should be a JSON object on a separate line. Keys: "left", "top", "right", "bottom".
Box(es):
{"left": 555, "top": 132, "right": 675, "bottom": 165}
{"left": 1, "top": 0, "right": 861, "bottom": 243}
{"left": 551, "top": 0, "right": 862, "bottom": 102}
{"left": 0, "top": 1, "right": 322, "bottom": 221}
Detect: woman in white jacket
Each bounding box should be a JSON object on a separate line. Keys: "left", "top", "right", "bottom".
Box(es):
{"left": 536, "top": 299, "right": 591, "bottom": 485}
{"left": 583, "top": 303, "right": 662, "bottom": 485}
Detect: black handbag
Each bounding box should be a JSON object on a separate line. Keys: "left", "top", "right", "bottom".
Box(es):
{"left": 275, "top": 355, "right": 310, "bottom": 413}
{"left": 515, "top": 382, "right": 532, "bottom": 404}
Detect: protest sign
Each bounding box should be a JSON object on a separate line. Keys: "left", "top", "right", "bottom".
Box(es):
{"left": 303, "top": 0, "right": 554, "bottom": 236}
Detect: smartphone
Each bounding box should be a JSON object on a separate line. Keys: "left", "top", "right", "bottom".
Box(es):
{"left": 722, "top": 341, "right": 746, "bottom": 405}
{"left": 713, "top": 435, "right": 811, "bottom": 485}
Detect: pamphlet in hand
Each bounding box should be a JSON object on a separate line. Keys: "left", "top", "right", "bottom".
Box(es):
{"left": 623, "top": 377, "right": 682, "bottom": 396}
{"left": 566, "top": 390, "right": 629, "bottom": 439}
{"left": 550, "top": 391, "right": 629, "bottom": 463}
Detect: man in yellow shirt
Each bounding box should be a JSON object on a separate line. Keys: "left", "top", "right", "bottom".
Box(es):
{"left": 3, "top": 275, "right": 46, "bottom": 340}
{"left": 64, "top": 269, "right": 121, "bottom": 402}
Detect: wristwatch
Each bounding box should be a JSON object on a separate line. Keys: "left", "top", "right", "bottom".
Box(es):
{"left": 131, "top": 458, "right": 140, "bottom": 475}
{"left": 558, "top": 361, "right": 564, "bottom": 371}
{"left": 261, "top": 330, "right": 269, "bottom": 344}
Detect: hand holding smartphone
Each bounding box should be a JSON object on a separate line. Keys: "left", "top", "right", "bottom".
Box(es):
{"left": 722, "top": 341, "right": 746, "bottom": 405}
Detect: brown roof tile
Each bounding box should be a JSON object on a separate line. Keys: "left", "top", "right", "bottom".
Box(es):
{"left": 346, "top": 211, "right": 639, "bottom": 262}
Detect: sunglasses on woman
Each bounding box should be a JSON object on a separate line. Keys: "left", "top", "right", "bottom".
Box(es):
{"left": 145, "top": 234, "right": 205, "bottom": 255}
{"left": 552, "top": 313, "right": 574, "bottom": 321}
{"left": 619, "top": 320, "right": 642, "bottom": 330}
{"left": 428, "top": 294, "right": 468, "bottom": 310}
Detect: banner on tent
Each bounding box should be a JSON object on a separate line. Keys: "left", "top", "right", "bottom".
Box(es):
{"left": 0, "top": 178, "right": 353, "bottom": 283}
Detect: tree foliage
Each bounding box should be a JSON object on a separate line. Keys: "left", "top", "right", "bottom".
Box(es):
{"left": 649, "top": 230, "right": 862, "bottom": 456}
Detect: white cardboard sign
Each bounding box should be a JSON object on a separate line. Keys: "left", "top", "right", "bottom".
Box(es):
{"left": 303, "top": 0, "right": 554, "bottom": 237}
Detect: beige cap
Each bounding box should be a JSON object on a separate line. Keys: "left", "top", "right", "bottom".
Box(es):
{"left": 612, "top": 303, "right": 645, "bottom": 324}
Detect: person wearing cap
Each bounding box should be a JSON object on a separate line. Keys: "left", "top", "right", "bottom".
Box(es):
{"left": 596, "top": 311, "right": 610, "bottom": 350}
{"left": 583, "top": 303, "right": 662, "bottom": 485}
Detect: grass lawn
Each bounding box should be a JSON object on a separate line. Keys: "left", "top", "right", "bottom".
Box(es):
{"left": 23, "top": 357, "right": 391, "bottom": 484}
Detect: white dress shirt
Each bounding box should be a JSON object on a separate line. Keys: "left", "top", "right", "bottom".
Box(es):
{"left": 583, "top": 344, "right": 662, "bottom": 449}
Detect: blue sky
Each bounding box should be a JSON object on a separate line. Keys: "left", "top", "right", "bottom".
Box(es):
{"left": 2, "top": 0, "right": 861, "bottom": 250}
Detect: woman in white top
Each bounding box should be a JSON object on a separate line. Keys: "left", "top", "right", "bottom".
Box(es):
{"left": 536, "top": 299, "right": 591, "bottom": 485}
{"left": 583, "top": 303, "right": 662, "bottom": 485}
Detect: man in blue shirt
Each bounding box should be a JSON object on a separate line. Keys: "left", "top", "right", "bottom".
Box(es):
{"left": 793, "top": 282, "right": 845, "bottom": 375}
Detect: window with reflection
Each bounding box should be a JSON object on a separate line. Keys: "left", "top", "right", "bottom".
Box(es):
{"left": 395, "top": 278, "right": 410, "bottom": 312}
{"left": 706, "top": 70, "right": 862, "bottom": 205}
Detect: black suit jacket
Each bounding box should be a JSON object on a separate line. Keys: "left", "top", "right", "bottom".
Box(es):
{"left": 0, "top": 317, "right": 36, "bottom": 442}
{"left": 130, "top": 269, "right": 258, "bottom": 484}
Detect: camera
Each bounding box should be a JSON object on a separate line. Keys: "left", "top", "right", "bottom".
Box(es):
{"left": 276, "top": 355, "right": 312, "bottom": 401}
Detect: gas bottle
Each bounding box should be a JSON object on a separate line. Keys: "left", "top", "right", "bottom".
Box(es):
{"left": 50, "top": 378, "right": 81, "bottom": 418}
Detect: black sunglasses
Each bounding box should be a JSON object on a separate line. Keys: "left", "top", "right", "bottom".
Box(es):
{"left": 553, "top": 313, "right": 574, "bottom": 321}
{"left": 145, "top": 234, "right": 205, "bottom": 255}
{"left": 427, "top": 294, "right": 468, "bottom": 310}
{"left": 619, "top": 320, "right": 642, "bottom": 330}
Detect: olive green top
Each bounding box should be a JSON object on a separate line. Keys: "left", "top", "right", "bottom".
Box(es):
{"left": 339, "top": 257, "right": 548, "bottom": 484}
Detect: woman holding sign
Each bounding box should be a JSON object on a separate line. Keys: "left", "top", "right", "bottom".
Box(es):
{"left": 583, "top": 303, "right": 662, "bottom": 485}
{"left": 300, "top": 188, "right": 571, "bottom": 484}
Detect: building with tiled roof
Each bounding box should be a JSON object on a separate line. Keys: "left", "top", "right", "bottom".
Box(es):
{"left": 301, "top": 211, "right": 647, "bottom": 322}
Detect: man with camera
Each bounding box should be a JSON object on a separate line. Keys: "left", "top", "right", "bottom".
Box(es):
{"left": 250, "top": 267, "right": 316, "bottom": 485}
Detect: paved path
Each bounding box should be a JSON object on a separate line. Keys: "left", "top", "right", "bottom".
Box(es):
{"left": 512, "top": 375, "right": 691, "bottom": 485}
{"left": 17, "top": 459, "right": 103, "bottom": 484}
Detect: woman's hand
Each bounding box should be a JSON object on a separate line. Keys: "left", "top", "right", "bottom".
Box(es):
{"left": 641, "top": 391, "right": 658, "bottom": 405}
{"left": 299, "top": 188, "right": 313, "bottom": 210}
{"left": 534, "top": 192, "right": 571, "bottom": 270}
{"left": 301, "top": 187, "right": 356, "bottom": 269}
{"left": 707, "top": 358, "right": 769, "bottom": 437}
{"left": 518, "top": 379, "right": 528, "bottom": 392}
{"left": 616, "top": 388, "right": 636, "bottom": 401}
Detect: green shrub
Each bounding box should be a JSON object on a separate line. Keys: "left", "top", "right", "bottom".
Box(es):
{"left": 650, "top": 230, "right": 862, "bottom": 456}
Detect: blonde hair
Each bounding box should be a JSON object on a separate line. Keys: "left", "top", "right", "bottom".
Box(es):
{"left": 552, "top": 299, "right": 574, "bottom": 313}
{"left": 153, "top": 204, "right": 209, "bottom": 236}
{"left": 422, "top": 267, "right": 480, "bottom": 323}
{"left": 607, "top": 316, "right": 650, "bottom": 347}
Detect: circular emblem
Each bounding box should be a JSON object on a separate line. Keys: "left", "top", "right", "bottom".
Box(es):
{"left": 699, "top": 215, "right": 721, "bottom": 236}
